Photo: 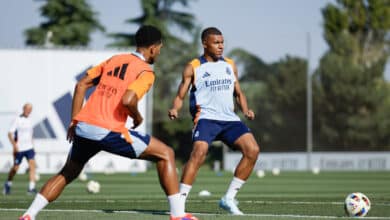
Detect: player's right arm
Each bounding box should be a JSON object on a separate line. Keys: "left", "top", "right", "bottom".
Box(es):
{"left": 67, "top": 66, "right": 102, "bottom": 142}
{"left": 70, "top": 60, "right": 108, "bottom": 120}
{"left": 168, "top": 63, "right": 194, "bottom": 120}
{"left": 71, "top": 76, "right": 96, "bottom": 119}
{"left": 8, "top": 118, "right": 18, "bottom": 154}
{"left": 8, "top": 132, "right": 18, "bottom": 157}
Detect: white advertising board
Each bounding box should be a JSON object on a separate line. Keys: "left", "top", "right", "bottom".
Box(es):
{"left": 0, "top": 49, "right": 149, "bottom": 173}
{"left": 224, "top": 152, "right": 390, "bottom": 171}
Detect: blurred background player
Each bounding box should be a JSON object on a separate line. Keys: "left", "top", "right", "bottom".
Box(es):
{"left": 169, "top": 27, "right": 260, "bottom": 215}
{"left": 19, "top": 25, "right": 197, "bottom": 220}
{"left": 3, "top": 103, "right": 37, "bottom": 195}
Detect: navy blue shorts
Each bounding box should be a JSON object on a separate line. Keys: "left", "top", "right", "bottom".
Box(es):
{"left": 192, "top": 119, "right": 251, "bottom": 146}
{"left": 69, "top": 130, "right": 151, "bottom": 165}
{"left": 14, "top": 149, "right": 35, "bottom": 165}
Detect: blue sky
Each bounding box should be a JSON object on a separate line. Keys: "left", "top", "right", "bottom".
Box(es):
{"left": 0, "top": 0, "right": 342, "bottom": 72}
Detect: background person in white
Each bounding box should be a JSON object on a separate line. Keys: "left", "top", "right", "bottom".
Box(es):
{"left": 3, "top": 103, "right": 37, "bottom": 195}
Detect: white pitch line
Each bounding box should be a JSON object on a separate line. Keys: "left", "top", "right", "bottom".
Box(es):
{"left": 1, "top": 199, "right": 390, "bottom": 206}
{"left": 1, "top": 208, "right": 390, "bottom": 219}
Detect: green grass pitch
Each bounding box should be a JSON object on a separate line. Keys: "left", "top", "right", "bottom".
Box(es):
{"left": 1, "top": 168, "right": 390, "bottom": 219}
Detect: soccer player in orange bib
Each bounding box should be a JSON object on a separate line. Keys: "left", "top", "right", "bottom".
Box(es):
{"left": 20, "top": 25, "right": 197, "bottom": 220}
{"left": 169, "top": 27, "right": 260, "bottom": 215}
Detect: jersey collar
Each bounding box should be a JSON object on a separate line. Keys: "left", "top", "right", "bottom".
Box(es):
{"left": 132, "top": 51, "right": 146, "bottom": 61}
{"left": 199, "top": 55, "right": 225, "bottom": 64}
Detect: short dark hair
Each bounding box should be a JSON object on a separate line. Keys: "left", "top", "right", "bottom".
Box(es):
{"left": 201, "top": 27, "right": 222, "bottom": 41}
{"left": 135, "top": 25, "right": 162, "bottom": 47}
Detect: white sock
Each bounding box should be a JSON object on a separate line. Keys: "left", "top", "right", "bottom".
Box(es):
{"left": 225, "top": 177, "right": 245, "bottom": 199}
{"left": 23, "top": 193, "right": 49, "bottom": 217}
{"left": 29, "top": 181, "right": 36, "bottom": 190}
{"left": 167, "top": 193, "right": 185, "bottom": 217}
{"left": 179, "top": 183, "right": 192, "bottom": 200}
{"left": 6, "top": 181, "right": 12, "bottom": 186}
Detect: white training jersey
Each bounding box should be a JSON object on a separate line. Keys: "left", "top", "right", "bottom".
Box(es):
{"left": 189, "top": 56, "right": 240, "bottom": 122}
{"left": 8, "top": 115, "right": 34, "bottom": 151}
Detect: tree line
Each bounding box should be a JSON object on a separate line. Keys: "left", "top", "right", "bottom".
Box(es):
{"left": 24, "top": 0, "right": 390, "bottom": 159}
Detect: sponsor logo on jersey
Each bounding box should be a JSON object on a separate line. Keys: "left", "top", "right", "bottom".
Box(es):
{"left": 202, "top": 72, "right": 211, "bottom": 78}
{"left": 204, "top": 78, "right": 232, "bottom": 87}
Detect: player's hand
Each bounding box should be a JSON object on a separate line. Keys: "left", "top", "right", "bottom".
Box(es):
{"left": 67, "top": 121, "right": 77, "bottom": 143}
{"left": 12, "top": 148, "right": 18, "bottom": 158}
{"left": 245, "top": 109, "right": 255, "bottom": 120}
{"left": 168, "top": 108, "right": 178, "bottom": 120}
{"left": 132, "top": 115, "right": 143, "bottom": 129}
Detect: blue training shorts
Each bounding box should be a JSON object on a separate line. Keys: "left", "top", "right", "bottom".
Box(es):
{"left": 69, "top": 130, "right": 151, "bottom": 165}
{"left": 192, "top": 119, "right": 251, "bottom": 147}
{"left": 14, "top": 149, "right": 35, "bottom": 165}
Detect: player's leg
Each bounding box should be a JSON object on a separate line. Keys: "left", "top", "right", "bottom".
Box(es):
{"left": 180, "top": 141, "right": 209, "bottom": 186}
{"left": 219, "top": 122, "right": 260, "bottom": 215}
{"left": 139, "top": 136, "right": 178, "bottom": 195}
{"left": 3, "top": 152, "right": 23, "bottom": 195}
{"left": 2, "top": 165, "right": 19, "bottom": 195}
{"left": 101, "top": 130, "right": 197, "bottom": 220}
{"left": 19, "top": 159, "right": 85, "bottom": 220}
{"left": 40, "top": 159, "right": 85, "bottom": 201}
{"left": 26, "top": 149, "right": 37, "bottom": 194}
{"left": 232, "top": 133, "right": 259, "bottom": 180}
{"left": 180, "top": 119, "right": 218, "bottom": 199}
{"left": 179, "top": 140, "right": 209, "bottom": 203}
{"left": 139, "top": 136, "right": 197, "bottom": 219}
{"left": 20, "top": 135, "right": 99, "bottom": 220}
{"left": 7, "top": 164, "right": 19, "bottom": 181}
{"left": 27, "top": 159, "right": 36, "bottom": 194}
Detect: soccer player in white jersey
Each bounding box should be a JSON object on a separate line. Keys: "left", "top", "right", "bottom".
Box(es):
{"left": 169, "top": 27, "right": 260, "bottom": 215}
{"left": 3, "top": 103, "right": 37, "bottom": 195}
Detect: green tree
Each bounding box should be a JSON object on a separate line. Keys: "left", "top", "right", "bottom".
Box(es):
{"left": 265, "top": 56, "right": 307, "bottom": 149}
{"left": 322, "top": 0, "right": 389, "bottom": 65}
{"left": 229, "top": 49, "right": 308, "bottom": 150}
{"left": 25, "top": 0, "right": 104, "bottom": 46}
{"left": 228, "top": 48, "right": 275, "bottom": 82}
{"left": 314, "top": 0, "right": 390, "bottom": 148}
{"left": 109, "top": 0, "right": 196, "bottom": 47}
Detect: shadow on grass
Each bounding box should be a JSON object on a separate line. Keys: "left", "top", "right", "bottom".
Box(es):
{"left": 102, "top": 209, "right": 168, "bottom": 216}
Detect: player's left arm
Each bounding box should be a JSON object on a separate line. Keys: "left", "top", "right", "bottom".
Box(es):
{"left": 232, "top": 62, "right": 255, "bottom": 120}
{"left": 123, "top": 71, "right": 155, "bottom": 129}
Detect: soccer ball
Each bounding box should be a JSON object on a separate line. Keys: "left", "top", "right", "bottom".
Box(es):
{"left": 344, "top": 192, "right": 371, "bottom": 217}
{"left": 256, "top": 170, "right": 265, "bottom": 178}
{"left": 78, "top": 172, "right": 88, "bottom": 181}
{"left": 311, "top": 167, "right": 320, "bottom": 175}
{"left": 86, "top": 180, "right": 100, "bottom": 194}
{"left": 271, "top": 167, "right": 280, "bottom": 176}
{"left": 198, "top": 190, "right": 211, "bottom": 197}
